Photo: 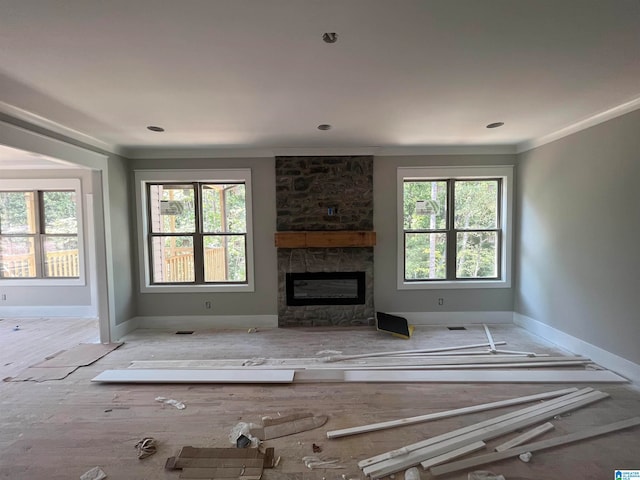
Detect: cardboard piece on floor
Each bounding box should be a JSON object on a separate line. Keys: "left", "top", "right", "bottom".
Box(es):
{"left": 166, "top": 446, "right": 274, "bottom": 479}
{"left": 6, "top": 342, "right": 123, "bottom": 382}
{"left": 376, "top": 312, "right": 414, "bottom": 339}
{"left": 5, "top": 366, "right": 77, "bottom": 382}
{"left": 32, "top": 342, "right": 123, "bottom": 367}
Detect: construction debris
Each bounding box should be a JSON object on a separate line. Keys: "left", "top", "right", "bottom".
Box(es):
{"left": 165, "top": 446, "right": 276, "bottom": 478}
{"left": 155, "top": 396, "right": 185, "bottom": 410}
{"left": 468, "top": 471, "right": 505, "bottom": 480}
{"left": 376, "top": 312, "right": 414, "bottom": 339}
{"left": 253, "top": 412, "right": 328, "bottom": 440}
{"left": 359, "top": 388, "right": 608, "bottom": 478}
{"left": 135, "top": 437, "right": 158, "bottom": 459}
{"left": 80, "top": 466, "right": 107, "bottom": 480}
{"left": 302, "top": 455, "right": 345, "bottom": 469}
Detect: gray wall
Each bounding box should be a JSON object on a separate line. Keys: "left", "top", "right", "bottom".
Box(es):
{"left": 108, "top": 154, "right": 137, "bottom": 325}
{"left": 515, "top": 109, "right": 640, "bottom": 365}
{"left": 374, "top": 154, "right": 516, "bottom": 313}
{"left": 131, "top": 157, "right": 278, "bottom": 317}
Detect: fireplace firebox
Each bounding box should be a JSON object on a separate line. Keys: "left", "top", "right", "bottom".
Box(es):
{"left": 286, "top": 272, "right": 366, "bottom": 306}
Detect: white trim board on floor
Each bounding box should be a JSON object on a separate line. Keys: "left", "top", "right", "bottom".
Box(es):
{"left": 514, "top": 313, "right": 640, "bottom": 384}
{"left": 327, "top": 387, "right": 577, "bottom": 439}
{"left": 96, "top": 369, "right": 628, "bottom": 384}
{"left": 92, "top": 369, "right": 295, "bottom": 383}
{"left": 132, "top": 315, "right": 279, "bottom": 330}
{"left": 341, "top": 369, "right": 627, "bottom": 383}
{"left": 429, "top": 416, "right": 640, "bottom": 476}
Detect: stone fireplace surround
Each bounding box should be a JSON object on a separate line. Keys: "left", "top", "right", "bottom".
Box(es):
{"left": 275, "top": 156, "right": 375, "bottom": 327}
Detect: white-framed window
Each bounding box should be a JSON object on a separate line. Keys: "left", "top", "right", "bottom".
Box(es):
{"left": 135, "top": 169, "right": 254, "bottom": 293}
{"left": 0, "top": 178, "right": 85, "bottom": 286}
{"left": 398, "top": 166, "right": 513, "bottom": 290}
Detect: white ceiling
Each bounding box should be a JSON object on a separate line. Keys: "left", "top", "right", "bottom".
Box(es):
{"left": 0, "top": 0, "right": 638, "bottom": 159}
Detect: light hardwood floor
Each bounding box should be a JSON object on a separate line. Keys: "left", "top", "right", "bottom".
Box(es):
{"left": 0, "top": 322, "right": 638, "bottom": 480}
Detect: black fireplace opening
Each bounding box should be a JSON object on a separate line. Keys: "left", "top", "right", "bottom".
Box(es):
{"left": 286, "top": 271, "right": 366, "bottom": 306}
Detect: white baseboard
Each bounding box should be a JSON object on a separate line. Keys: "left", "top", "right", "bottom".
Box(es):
{"left": 111, "top": 317, "right": 139, "bottom": 341}
{"left": 133, "top": 315, "right": 278, "bottom": 330}
{"left": 0, "top": 305, "right": 97, "bottom": 318}
{"left": 393, "top": 311, "right": 514, "bottom": 325}
{"left": 514, "top": 313, "right": 640, "bottom": 385}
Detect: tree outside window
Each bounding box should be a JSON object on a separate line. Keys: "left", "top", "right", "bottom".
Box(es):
{"left": 403, "top": 178, "right": 501, "bottom": 282}
{"left": 147, "top": 182, "right": 247, "bottom": 284}
{"left": 0, "top": 190, "right": 79, "bottom": 278}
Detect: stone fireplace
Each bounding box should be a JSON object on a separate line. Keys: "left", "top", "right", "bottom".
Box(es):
{"left": 275, "top": 156, "right": 375, "bottom": 327}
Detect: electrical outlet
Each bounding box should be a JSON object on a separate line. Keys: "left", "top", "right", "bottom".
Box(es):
{"left": 438, "top": 297, "right": 444, "bottom": 306}
{"left": 204, "top": 301, "right": 212, "bottom": 309}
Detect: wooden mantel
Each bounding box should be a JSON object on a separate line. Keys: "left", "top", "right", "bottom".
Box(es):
{"left": 275, "top": 231, "right": 376, "bottom": 248}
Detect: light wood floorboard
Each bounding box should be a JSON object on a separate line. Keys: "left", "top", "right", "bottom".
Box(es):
{"left": 0, "top": 323, "right": 638, "bottom": 480}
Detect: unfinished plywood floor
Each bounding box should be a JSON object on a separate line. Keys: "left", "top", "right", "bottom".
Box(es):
{"left": 0, "top": 324, "right": 638, "bottom": 480}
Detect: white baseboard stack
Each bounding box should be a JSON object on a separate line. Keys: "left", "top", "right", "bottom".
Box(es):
{"left": 347, "top": 388, "right": 639, "bottom": 479}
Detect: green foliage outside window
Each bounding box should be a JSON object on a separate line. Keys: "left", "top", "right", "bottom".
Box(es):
{"left": 403, "top": 179, "right": 500, "bottom": 281}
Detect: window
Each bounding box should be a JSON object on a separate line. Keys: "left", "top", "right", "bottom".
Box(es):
{"left": 135, "top": 169, "right": 254, "bottom": 292}
{"left": 0, "top": 179, "right": 83, "bottom": 283}
{"left": 398, "top": 166, "right": 512, "bottom": 289}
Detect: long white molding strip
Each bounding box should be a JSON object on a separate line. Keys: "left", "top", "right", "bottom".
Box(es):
{"left": 420, "top": 441, "right": 486, "bottom": 469}
{"left": 129, "top": 356, "right": 589, "bottom": 369}
{"left": 483, "top": 324, "right": 497, "bottom": 352}
{"left": 363, "top": 391, "right": 609, "bottom": 478}
{"left": 91, "top": 369, "right": 295, "bottom": 383}
{"left": 494, "top": 421, "right": 555, "bottom": 452}
{"left": 327, "top": 387, "right": 576, "bottom": 439}
{"left": 344, "top": 369, "right": 626, "bottom": 383}
{"left": 322, "top": 342, "right": 507, "bottom": 362}
{"left": 430, "top": 417, "right": 640, "bottom": 476}
{"left": 358, "top": 388, "right": 593, "bottom": 469}
{"left": 359, "top": 388, "right": 592, "bottom": 469}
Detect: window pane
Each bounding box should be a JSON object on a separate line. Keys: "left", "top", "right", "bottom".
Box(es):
{"left": 454, "top": 180, "right": 498, "bottom": 229}
{"left": 403, "top": 181, "right": 447, "bottom": 230}
{"left": 151, "top": 236, "right": 194, "bottom": 283}
{"left": 43, "top": 236, "right": 79, "bottom": 277}
{"left": 43, "top": 191, "right": 78, "bottom": 234}
{"left": 202, "top": 184, "right": 246, "bottom": 233}
{"left": 456, "top": 231, "right": 498, "bottom": 278}
{"left": 204, "top": 235, "right": 246, "bottom": 282}
{"left": 149, "top": 184, "right": 195, "bottom": 233}
{"left": 405, "top": 232, "right": 447, "bottom": 280}
{"left": 0, "top": 191, "right": 36, "bottom": 234}
{"left": 0, "top": 236, "right": 36, "bottom": 278}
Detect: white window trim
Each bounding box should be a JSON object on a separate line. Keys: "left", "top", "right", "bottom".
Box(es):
{"left": 0, "top": 178, "right": 86, "bottom": 286}
{"left": 397, "top": 165, "right": 513, "bottom": 290}
{"left": 134, "top": 169, "right": 255, "bottom": 293}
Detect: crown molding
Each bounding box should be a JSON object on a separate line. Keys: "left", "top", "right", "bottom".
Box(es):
{"left": 0, "top": 101, "right": 123, "bottom": 157}
{"left": 123, "top": 144, "right": 517, "bottom": 159}
{"left": 517, "top": 97, "right": 640, "bottom": 153}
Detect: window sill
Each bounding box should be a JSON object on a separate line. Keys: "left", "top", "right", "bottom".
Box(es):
{"left": 140, "top": 283, "right": 254, "bottom": 294}
{"left": 0, "top": 278, "right": 85, "bottom": 287}
{"left": 398, "top": 279, "right": 511, "bottom": 290}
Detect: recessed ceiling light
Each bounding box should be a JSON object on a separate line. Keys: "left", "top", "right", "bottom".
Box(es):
{"left": 317, "top": 124, "right": 332, "bottom": 131}
{"left": 486, "top": 122, "right": 505, "bottom": 129}
{"left": 147, "top": 126, "right": 165, "bottom": 132}
{"left": 322, "top": 32, "right": 338, "bottom": 44}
